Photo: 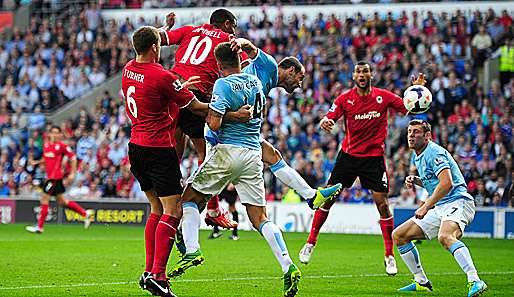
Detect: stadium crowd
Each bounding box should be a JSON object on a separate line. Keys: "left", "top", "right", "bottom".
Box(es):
{"left": 0, "top": 6, "right": 512, "bottom": 207}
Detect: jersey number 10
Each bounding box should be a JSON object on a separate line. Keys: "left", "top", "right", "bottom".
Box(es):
{"left": 180, "top": 36, "right": 212, "bottom": 65}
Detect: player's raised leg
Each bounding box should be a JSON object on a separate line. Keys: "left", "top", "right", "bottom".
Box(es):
{"left": 261, "top": 140, "right": 342, "bottom": 209}
{"left": 438, "top": 220, "right": 487, "bottom": 297}
{"left": 55, "top": 194, "right": 93, "bottom": 229}
{"left": 392, "top": 220, "right": 432, "bottom": 292}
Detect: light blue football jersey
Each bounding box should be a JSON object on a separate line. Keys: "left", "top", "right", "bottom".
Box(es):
{"left": 209, "top": 72, "right": 265, "bottom": 150}
{"left": 206, "top": 49, "right": 278, "bottom": 146}
{"left": 411, "top": 141, "right": 474, "bottom": 205}
{"left": 243, "top": 49, "right": 279, "bottom": 95}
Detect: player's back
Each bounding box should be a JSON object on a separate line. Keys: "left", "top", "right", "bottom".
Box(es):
{"left": 412, "top": 141, "right": 473, "bottom": 205}
{"left": 210, "top": 73, "right": 265, "bottom": 150}
{"left": 242, "top": 49, "right": 278, "bottom": 95}
{"left": 121, "top": 60, "right": 194, "bottom": 147}
{"left": 165, "top": 24, "right": 232, "bottom": 93}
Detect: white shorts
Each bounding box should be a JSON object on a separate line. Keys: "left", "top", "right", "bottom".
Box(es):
{"left": 411, "top": 199, "right": 475, "bottom": 240}
{"left": 189, "top": 144, "right": 265, "bottom": 206}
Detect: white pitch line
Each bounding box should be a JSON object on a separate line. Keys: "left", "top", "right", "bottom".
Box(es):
{"left": 1, "top": 271, "right": 513, "bottom": 290}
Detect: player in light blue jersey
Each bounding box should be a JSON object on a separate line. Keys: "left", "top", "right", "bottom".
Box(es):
{"left": 392, "top": 120, "right": 487, "bottom": 297}
{"left": 206, "top": 38, "right": 342, "bottom": 211}
{"left": 173, "top": 42, "right": 301, "bottom": 297}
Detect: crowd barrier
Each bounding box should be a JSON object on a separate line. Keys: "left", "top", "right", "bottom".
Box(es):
{"left": 1, "top": 198, "right": 512, "bottom": 239}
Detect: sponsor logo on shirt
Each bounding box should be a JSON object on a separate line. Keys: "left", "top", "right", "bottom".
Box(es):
{"left": 44, "top": 152, "right": 55, "bottom": 158}
{"left": 354, "top": 111, "right": 381, "bottom": 120}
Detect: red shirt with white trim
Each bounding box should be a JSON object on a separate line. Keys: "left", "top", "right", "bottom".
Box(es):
{"left": 163, "top": 24, "right": 249, "bottom": 94}
{"left": 121, "top": 59, "right": 195, "bottom": 148}
{"left": 325, "top": 87, "right": 407, "bottom": 157}
{"left": 43, "top": 141, "right": 75, "bottom": 180}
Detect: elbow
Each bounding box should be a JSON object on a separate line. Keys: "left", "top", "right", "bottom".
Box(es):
{"left": 207, "top": 120, "right": 220, "bottom": 131}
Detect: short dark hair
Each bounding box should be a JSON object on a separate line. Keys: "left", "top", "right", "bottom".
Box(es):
{"left": 278, "top": 57, "right": 304, "bottom": 73}
{"left": 354, "top": 60, "right": 373, "bottom": 72}
{"left": 51, "top": 125, "right": 61, "bottom": 132}
{"left": 132, "top": 26, "right": 160, "bottom": 55}
{"left": 409, "top": 119, "right": 432, "bottom": 133}
{"left": 210, "top": 9, "right": 236, "bottom": 27}
{"left": 214, "top": 42, "right": 240, "bottom": 69}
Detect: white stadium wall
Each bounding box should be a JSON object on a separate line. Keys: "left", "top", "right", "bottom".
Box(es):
{"left": 102, "top": 1, "right": 514, "bottom": 25}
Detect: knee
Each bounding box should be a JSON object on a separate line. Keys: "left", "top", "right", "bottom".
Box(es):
{"left": 392, "top": 229, "right": 403, "bottom": 245}
{"left": 263, "top": 147, "right": 282, "bottom": 165}
{"left": 437, "top": 233, "right": 455, "bottom": 249}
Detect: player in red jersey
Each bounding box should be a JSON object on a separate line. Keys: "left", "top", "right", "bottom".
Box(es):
{"left": 123, "top": 26, "right": 208, "bottom": 297}
{"left": 25, "top": 126, "right": 93, "bottom": 234}
{"left": 159, "top": 9, "right": 248, "bottom": 229}
{"left": 298, "top": 61, "right": 426, "bottom": 276}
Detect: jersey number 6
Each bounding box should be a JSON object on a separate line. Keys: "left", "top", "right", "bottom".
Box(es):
{"left": 126, "top": 86, "right": 138, "bottom": 118}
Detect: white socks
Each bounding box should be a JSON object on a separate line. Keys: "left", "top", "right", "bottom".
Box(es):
{"left": 182, "top": 202, "right": 201, "bottom": 254}
{"left": 398, "top": 242, "right": 428, "bottom": 284}
{"left": 259, "top": 221, "right": 293, "bottom": 273}
{"left": 270, "top": 159, "right": 316, "bottom": 199}
{"left": 449, "top": 241, "right": 480, "bottom": 282}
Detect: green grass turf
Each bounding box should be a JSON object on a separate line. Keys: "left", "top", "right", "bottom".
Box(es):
{"left": 0, "top": 224, "right": 512, "bottom": 296}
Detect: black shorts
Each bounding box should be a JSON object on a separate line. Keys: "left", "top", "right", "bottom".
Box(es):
{"left": 219, "top": 188, "right": 238, "bottom": 205}
{"left": 43, "top": 179, "right": 65, "bottom": 196}
{"left": 177, "top": 89, "right": 210, "bottom": 139}
{"left": 128, "top": 143, "right": 183, "bottom": 197}
{"left": 327, "top": 151, "right": 389, "bottom": 193}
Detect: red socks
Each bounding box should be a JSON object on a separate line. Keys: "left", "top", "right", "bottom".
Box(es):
{"left": 37, "top": 204, "right": 49, "bottom": 229}
{"left": 206, "top": 195, "right": 220, "bottom": 211}
{"left": 379, "top": 216, "right": 395, "bottom": 256}
{"left": 144, "top": 213, "right": 161, "bottom": 272}
{"left": 151, "top": 215, "right": 180, "bottom": 278}
{"left": 307, "top": 208, "right": 330, "bottom": 245}
{"left": 65, "top": 201, "right": 87, "bottom": 217}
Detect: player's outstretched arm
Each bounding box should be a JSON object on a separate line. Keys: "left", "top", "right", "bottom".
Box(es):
{"left": 206, "top": 109, "right": 223, "bottom": 131}
{"left": 415, "top": 169, "right": 452, "bottom": 219}
{"left": 230, "top": 38, "right": 258, "bottom": 59}
{"left": 186, "top": 98, "right": 209, "bottom": 117}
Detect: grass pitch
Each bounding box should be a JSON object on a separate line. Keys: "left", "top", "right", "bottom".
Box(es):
{"left": 0, "top": 224, "right": 512, "bottom": 296}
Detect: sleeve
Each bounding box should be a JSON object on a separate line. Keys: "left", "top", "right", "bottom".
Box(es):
{"left": 325, "top": 94, "right": 345, "bottom": 121}
{"left": 209, "top": 80, "right": 231, "bottom": 115}
{"left": 162, "top": 26, "right": 193, "bottom": 46}
{"left": 160, "top": 71, "right": 195, "bottom": 108}
{"left": 250, "top": 49, "right": 277, "bottom": 72}
{"left": 63, "top": 144, "right": 75, "bottom": 159}
{"left": 387, "top": 89, "right": 408, "bottom": 114}
{"left": 432, "top": 151, "right": 451, "bottom": 177}
{"left": 240, "top": 51, "right": 250, "bottom": 66}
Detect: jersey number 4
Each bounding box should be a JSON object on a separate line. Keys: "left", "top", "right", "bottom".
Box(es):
{"left": 245, "top": 93, "right": 264, "bottom": 119}
{"left": 126, "top": 86, "right": 137, "bottom": 118}
{"left": 180, "top": 36, "right": 212, "bottom": 65}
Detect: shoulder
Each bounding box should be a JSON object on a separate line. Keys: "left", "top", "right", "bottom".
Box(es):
{"left": 336, "top": 88, "right": 353, "bottom": 101}
{"left": 376, "top": 87, "right": 399, "bottom": 98}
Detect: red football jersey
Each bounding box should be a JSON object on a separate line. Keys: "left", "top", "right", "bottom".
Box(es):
{"left": 163, "top": 24, "right": 249, "bottom": 94}
{"left": 325, "top": 87, "right": 407, "bottom": 157}
{"left": 121, "top": 59, "right": 195, "bottom": 147}
{"left": 43, "top": 141, "right": 75, "bottom": 180}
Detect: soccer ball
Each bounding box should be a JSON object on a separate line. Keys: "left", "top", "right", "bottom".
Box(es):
{"left": 403, "top": 85, "right": 432, "bottom": 114}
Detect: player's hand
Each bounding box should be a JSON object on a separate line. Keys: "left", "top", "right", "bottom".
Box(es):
{"left": 165, "top": 12, "right": 176, "bottom": 30}
{"left": 405, "top": 175, "right": 416, "bottom": 189}
{"left": 235, "top": 104, "right": 253, "bottom": 122}
{"left": 183, "top": 76, "right": 201, "bottom": 89}
{"left": 320, "top": 117, "right": 335, "bottom": 133}
{"left": 411, "top": 73, "right": 426, "bottom": 86}
{"left": 230, "top": 38, "right": 242, "bottom": 52}
{"left": 415, "top": 204, "right": 429, "bottom": 219}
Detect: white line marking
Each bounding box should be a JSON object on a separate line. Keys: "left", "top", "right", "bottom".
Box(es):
{"left": 1, "top": 271, "right": 512, "bottom": 290}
